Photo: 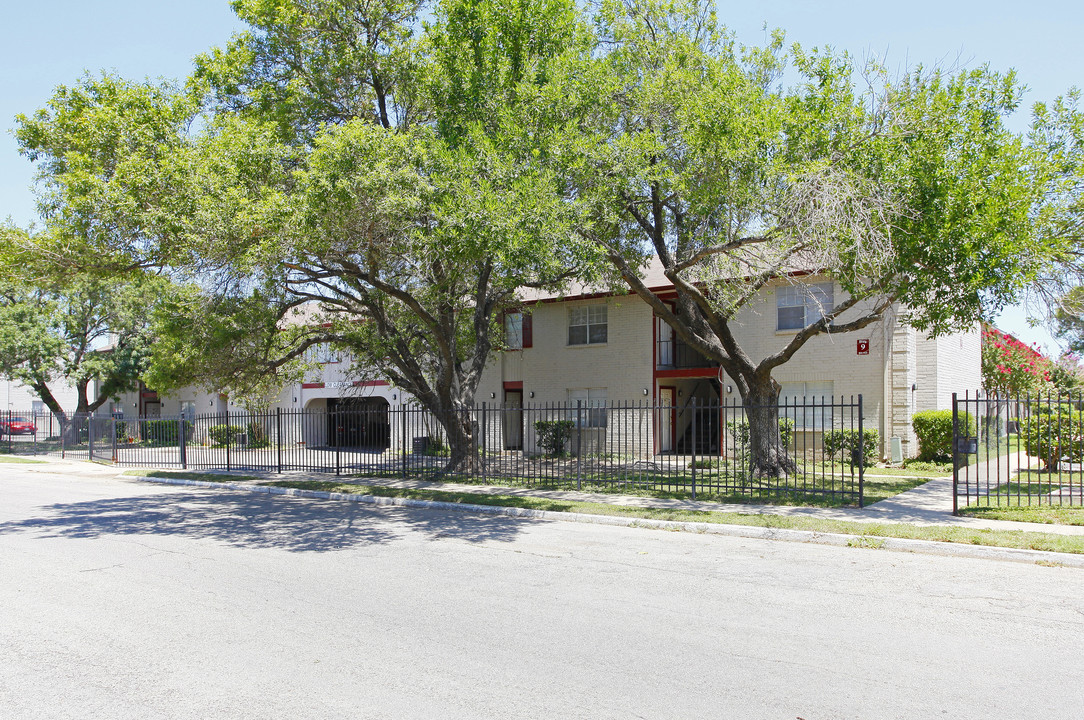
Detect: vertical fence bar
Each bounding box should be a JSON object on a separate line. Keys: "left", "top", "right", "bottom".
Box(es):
{"left": 690, "top": 397, "right": 697, "bottom": 500}
{"left": 276, "top": 408, "right": 282, "bottom": 474}
{"left": 951, "top": 392, "right": 959, "bottom": 515}
{"left": 857, "top": 394, "right": 864, "bottom": 508}
{"left": 334, "top": 409, "right": 341, "bottom": 477}
{"left": 401, "top": 405, "right": 408, "bottom": 479}
{"left": 576, "top": 400, "right": 583, "bottom": 491}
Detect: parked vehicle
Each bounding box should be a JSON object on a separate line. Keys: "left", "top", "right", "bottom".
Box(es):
{"left": 0, "top": 417, "right": 37, "bottom": 435}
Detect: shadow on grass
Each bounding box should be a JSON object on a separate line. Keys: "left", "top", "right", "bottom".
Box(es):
{"left": 0, "top": 485, "right": 532, "bottom": 552}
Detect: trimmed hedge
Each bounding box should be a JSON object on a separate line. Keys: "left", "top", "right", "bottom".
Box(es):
{"left": 823, "top": 428, "right": 879, "bottom": 466}
{"left": 208, "top": 423, "right": 246, "bottom": 447}
{"left": 142, "top": 419, "right": 191, "bottom": 446}
{"left": 912, "top": 410, "right": 975, "bottom": 462}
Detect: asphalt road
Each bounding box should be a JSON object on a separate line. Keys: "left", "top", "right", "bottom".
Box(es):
{"left": 1, "top": 461, "right": 1083, "bottom": 720}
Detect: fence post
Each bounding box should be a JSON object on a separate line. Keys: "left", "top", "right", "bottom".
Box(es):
{"left": 88, "top": 415, "right": 94, "bottom": 462}
{"left": 857, "top": 394, "right": 864, "bottom": 508}
{"left": 276, "top": 407, "right": 283, "bottom": 473}
{"left": 951, "top": 392, "right": 959, "bottom": 515}
{"left": 401, "top": 404, "right": 408, "bottom": 480}
{"left": 691, "top": 397, "right": 698, "bottom": 500}
{"left": 225, "top": 408, "right": 231, "bottom": 473}
{"left": 576, "top": 400, "right": 583, "bottom": 491}
{"left": 481, "top": 402, "right": 487, "bottom": 486}
{"left": 111, "top": 416, "right": 118, "bottom": 464}
{"left": 335, "top": 409, "right": 341, "bottom": 476}
{"left": 178, "top": 416, "right": 187, "bottom": 469}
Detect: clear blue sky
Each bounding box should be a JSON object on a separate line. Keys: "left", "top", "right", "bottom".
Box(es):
{"left": 2, "top": 1, "right": 1081, "bottom": 351}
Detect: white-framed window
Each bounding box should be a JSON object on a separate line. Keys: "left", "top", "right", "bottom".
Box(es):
{"left": 777, "top": 283, "right": 834, "bottom": 331}
{"left": 180, "top": 401, "right": 196, "bottom": 423}
{"left": 779, "top": 381, "right": 834, "bottom": 430}
{"left": 505, "top": 312, "right": 523, "bottom": 350}
{"left": 568, "top": 388, "right": 608, "bottom": 427}
{"left": 569, "top": 304, "right": 608, "bottom": 345}
{"left": 307, "top": 342, "right": 342, "bottom": 364}
{"left": 31, "top": 400, "right": 44, "bottom": 417}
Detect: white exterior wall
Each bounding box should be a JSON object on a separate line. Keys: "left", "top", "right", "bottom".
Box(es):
{"left": 2, "top": 377, "right": 82, "bottom": 415}
{"left": 916, "top": 327, "right": 982, "bottom": 412}
{"left": 721, "top": 280, "right": 889, "bottom": 456}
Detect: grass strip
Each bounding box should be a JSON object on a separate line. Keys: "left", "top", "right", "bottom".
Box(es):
{"left": 0, "top": 455, "right": 46, "bottom": 464}
{"left": 350, "top": 471, "right": 930, "bottom": 508}
{"left": 257, "top": 479, "right": 1084, "bottom": 556}
{"left": 123, "top": 469, "right": 262, "bottom": 483}
{"left": 959, "top": 504, "right": 1084, "bottom": 526}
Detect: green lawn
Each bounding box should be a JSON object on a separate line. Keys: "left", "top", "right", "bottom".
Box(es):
{"left": 959, "top": 504, "right": 1084, "bottom": 526}
{"left": 0, "top": 455, "right": 46, "bottom": 464}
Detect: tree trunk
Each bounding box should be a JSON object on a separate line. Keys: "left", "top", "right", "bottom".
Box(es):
{"left": 743, "top": 379, "right": 797, "bottom": 479}
{"left": 440, "top": 407, "right": 477, "bottom": 476}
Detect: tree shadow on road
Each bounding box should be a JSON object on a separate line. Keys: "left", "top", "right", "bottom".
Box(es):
{"left": 0, "top": 488, "right": 534, "bottom": 552}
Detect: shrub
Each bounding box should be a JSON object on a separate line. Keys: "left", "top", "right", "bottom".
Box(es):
{"left": 901, "top": 458, "right": 954, "bottom": 473}
{"left": 1021, "top": 407, "right": 1084, "bottom": 471}
{"left": 912, "top": 410, "right": 975, "bottom": 462}
{"left": 422, "top": 436, "right": 449, "bottom": 457}
{"left": 208, "top": 423, "right": 245, "bottom": 447}
{"left": 823, "top": 428, "right": 880, "bottom": 466}
{"left": 142, "top": 419, "right": 192, "bottom": 446}
{"left": 535, "top": 419, "right": 575, "bottom": 457}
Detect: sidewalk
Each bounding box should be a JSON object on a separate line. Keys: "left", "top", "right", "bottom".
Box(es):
{"left": 114, "top": 460, "right": 1084, "bottom": 537}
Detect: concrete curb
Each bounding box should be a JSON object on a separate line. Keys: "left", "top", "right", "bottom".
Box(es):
{"left": 130, "top": 474, "right": 1084, "bottom": 568}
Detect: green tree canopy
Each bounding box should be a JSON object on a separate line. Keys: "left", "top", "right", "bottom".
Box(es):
{"left": 526, "top": 0, "right": 1070, "bottom": 475}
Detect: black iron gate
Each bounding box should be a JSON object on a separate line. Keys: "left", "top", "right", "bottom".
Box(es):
{"left": 952, "top": 391, "right": 1084, "bottom": 513}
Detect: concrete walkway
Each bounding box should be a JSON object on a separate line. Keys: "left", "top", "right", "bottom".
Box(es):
{"left": 14, "top": 453, "right": 1083, "bottom": 536}
{"left": 114, "top": 459, "right": 1084, "bottom": 537}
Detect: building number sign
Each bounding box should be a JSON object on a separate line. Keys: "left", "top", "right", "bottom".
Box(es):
{"left": 857, "top": 339, "right": 870, "bottom": 355}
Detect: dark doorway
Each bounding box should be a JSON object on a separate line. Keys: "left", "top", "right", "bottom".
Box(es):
{"left": 328, "top": 397, "right": 390, "bottom": 450}
{"left": 504, "top": 390, "right": 523, "bottom": 450}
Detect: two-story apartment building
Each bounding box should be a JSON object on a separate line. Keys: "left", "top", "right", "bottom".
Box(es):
{"left": 474, "top": 263, "right": 980, "bottom": 460}
{"left": 86, "top": 264, "right": 978, "bottom": 461}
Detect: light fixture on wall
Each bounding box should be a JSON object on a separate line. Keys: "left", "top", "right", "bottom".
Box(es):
{"left": 292, "top": 397, "right": 297, "bottom": 403}
{"left": 678, "top": 389, "right": 683, "bottom": 398}
{"left": 529, "top": 391, "right": 535, "bottom": 398}
{"left": 209, "top": 399, "right": 214, "bottom": 407}
{"left": 642, "top": 388, "right": 649, "bottom": 396}
{"left": 392, "top": 393, "right": 397, "bottom": 401}
{"left": 490, "top": 392, "right": 496, "bottom": 398}
{"left": 726, "top": 385, "right": 733, "bottom": 394}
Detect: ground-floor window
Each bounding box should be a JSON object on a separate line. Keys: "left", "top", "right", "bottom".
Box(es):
{"left": 180, "top": 401, "right": 196, "bottom": 423}
{"left": 779, "top": 381, "right": 834, "bottom": 429}
{"left": 568, "top": 388, "right": 608, "bottom": 427}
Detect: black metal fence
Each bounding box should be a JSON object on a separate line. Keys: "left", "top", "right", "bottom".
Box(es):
{"left": 3, "top": 396, "right": 866, "bottom": 506}
{"left": 953, "top": 391, "right": 1084, "bottom": 512}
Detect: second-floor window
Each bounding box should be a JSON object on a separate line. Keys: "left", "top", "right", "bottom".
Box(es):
{"left": 569, "top": 304, "right": 607, "bottom": 345}
{"left": 307, "top": 342, "right": 342, "bottom": 364}
{"left": 505, "top": 312, "right": 523, "bottom": 349}
{"left": 777, "top": 283, "right": 834, "bottom": 331}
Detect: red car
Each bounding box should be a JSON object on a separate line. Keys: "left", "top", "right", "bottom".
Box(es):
{"left": 0, "top": 417, "right": 37, "bottom": 435}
